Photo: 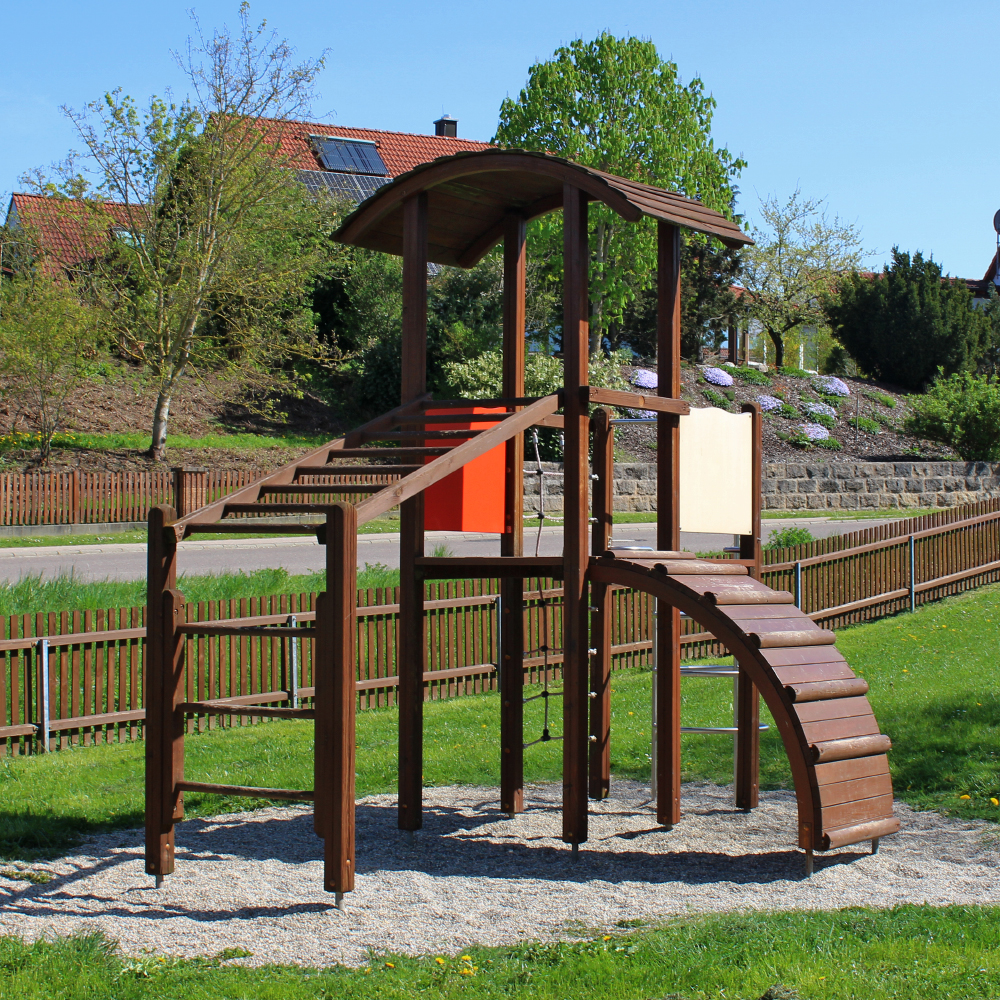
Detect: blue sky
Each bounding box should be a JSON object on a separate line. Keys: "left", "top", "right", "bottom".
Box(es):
{"left": 2, "top": 0, "right": 996, "bottom": 278}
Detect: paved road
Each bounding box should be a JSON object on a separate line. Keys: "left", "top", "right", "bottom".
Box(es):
{"left": 0, "top": 517, "right": 900, "bottom": 583}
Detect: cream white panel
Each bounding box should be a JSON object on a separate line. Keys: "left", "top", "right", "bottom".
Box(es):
{"left": 678, "top": 407, "right": 753, "bottom": 535}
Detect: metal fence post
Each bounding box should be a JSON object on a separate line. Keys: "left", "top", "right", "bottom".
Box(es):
{"left": 794, "top": 561, "right": 802, "bottom": 609}
{"left": 908, "top": 535, "right": 916, "bottom": 613}
{"left": 37, "top": 638, "right": 50, "bottom": 753}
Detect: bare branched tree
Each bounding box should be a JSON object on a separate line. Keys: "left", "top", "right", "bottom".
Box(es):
{"left": 38, "top": 4, "right": 331, "bottom": 460}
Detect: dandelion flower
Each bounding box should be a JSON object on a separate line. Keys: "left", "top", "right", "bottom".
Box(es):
{"left": 385, "top": 962, "right": 395, "bottom": 968}
{"left": 960, "top": 794, "right": 971, "bottom": 800}
{"left": 461, "top": 956, "right": 472, "bottom": 962}
{"left": 992, "top": 798, "right": 999, "bottom": 806}
{"left": 435, "top": 957, "right": 445, "bottom": 965}
{"left": 602, "top": 935, "right": 612, "bottom": 941}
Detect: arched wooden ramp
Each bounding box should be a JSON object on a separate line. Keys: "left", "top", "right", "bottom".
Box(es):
{"left": 589, "top": 551, "right": 901, "bottom": 854}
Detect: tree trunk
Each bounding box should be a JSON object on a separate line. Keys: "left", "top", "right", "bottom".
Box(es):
{"left": 768, "top": 329, "right": 785, "bottom": 369}
{"left": 149, "top": 390, "right": 171, "bottom": 463}
{"left": 590, "top": 222, "right": 606, "bottom": 358}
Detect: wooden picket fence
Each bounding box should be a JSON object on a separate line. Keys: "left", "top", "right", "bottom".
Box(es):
{"left": 3, "top": 499, "right": 999, "bottom": 755}
{"left": 0, "top": 469, "right": 268, "bottom": 526}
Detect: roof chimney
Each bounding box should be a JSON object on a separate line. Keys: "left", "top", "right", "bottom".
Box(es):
{"left": 434, "top": 114, "right": 458, "bottom": 138}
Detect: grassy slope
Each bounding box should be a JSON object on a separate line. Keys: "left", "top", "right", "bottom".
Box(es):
{"left": 3, "top": 582, "right": 998, "bottom": 861}
{"left": 1, "top": 907, "right": 998, "bottom": 999}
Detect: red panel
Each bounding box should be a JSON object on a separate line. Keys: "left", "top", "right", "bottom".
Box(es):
{"left": 423, "top": 408, "right": 506, "bottom": 532}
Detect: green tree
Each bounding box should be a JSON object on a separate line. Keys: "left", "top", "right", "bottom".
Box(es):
{"left": 826, "top": 249, "right": 986, "bottom": 390}
{"left": 495, "top": 33, "right": 745, "bottom": 357}
{"left": 740, "top": 189, "right": 866, "bottom": 369}
{"left": 904, "top": 372, "right": 1000, "bottom": 459}
{"left": 0, "top": 270, "right": 102, "bottom": 462}
{"left": 32, "top": 5, "right": 331, "bottom": 461}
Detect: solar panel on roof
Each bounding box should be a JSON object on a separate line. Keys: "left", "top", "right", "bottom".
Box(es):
{"left": 310, "top": 136, "right": 389, "bottom": 176}
{"left": 296, "top": 170, "right": 390, "bottom": 203}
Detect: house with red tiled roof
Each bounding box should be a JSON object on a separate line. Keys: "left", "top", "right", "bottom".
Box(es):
{"left": 2, "top": 193, "right": 143, "bottom": 272}
{"left": 3, "top": 116, "right": 491, "bottom": 269}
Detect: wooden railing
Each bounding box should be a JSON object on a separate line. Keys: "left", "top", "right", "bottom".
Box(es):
{"left": 4, "top": 499, "right": 999, "bottom": 754}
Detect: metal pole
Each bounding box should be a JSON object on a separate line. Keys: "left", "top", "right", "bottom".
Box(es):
{"left": 37, "top": 638, "right": 50, "bottom": 753}
{"left": 650, "top": 601, "right": 657, "bottom": 798}
{"left": 287, "top": 615, "right": 299, "bottom": 708}
{"left": 794, "top": 561, "right": 802, "bottom": 609}
{"left": 908, "top": 536, "right": 916, "bottom": 613}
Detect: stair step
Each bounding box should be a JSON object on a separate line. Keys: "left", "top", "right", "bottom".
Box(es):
{"left": 357, "top": 429, "right": 485, "bottom": 439}
{"left": 223, "top": 503, "right": 361, "bottom": 515}
{"left": 183, "top": 523, "right": 319, "bottom": 535}
{"left": 294, "top": 465, "right": 420, "bottom": 478}
{"left": 260, "top": 484, "right": 385, "bottom": 495}
{"left": 327, "top": 448, "right": 452, "bottom": 458}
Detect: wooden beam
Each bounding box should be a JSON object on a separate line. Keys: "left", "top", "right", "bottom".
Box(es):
{"left": 314, "top": 503, "right": 357, "bottom": 896}
{"left": 584, "top": 387, "right": 690, "bottom": 415}
{"left": 736, "top": 401, "right": 763, "bottom": 810}
{"left": 399, "top": 191, "right": 428, "bottom": 835}
{"left": 144, "top": 505, "right": 178, "bottom": 885}
{"left": 501, "top": 210, "right": 527, "bottom": 817}
{"left": 656, "top": 221, "right": 682, "bottom": 830}
{"left": 589, "top": 408, "right": 614, "bottom": 800}
{"left": 353, "top": 394, "right": 561, "bottom": 525}
{"left": 561, "top": 183, "right": 590, "bottom": 849}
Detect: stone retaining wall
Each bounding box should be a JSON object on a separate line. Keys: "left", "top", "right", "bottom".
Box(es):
{"left": 522, "top": 461, "right": 1000, "bottom": 514}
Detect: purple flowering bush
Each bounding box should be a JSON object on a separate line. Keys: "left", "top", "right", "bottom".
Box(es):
{"left": 799, "top": 423, "right": 830, "bottom": 441}
{"left": 756, "top": 394, "right": 782, "bottom": 413}
{"left": 802, "top": 400, "right": 837, "bottom": 419}
{"left": 703, "top": 366, "right": 735, "bottom": 387}
{"left": 631, "top": 369, "right": 658, "bottom": 390}
{"left": 813, "top": 375, "right": 850, "bottom": 397}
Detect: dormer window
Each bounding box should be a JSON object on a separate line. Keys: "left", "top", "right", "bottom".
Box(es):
{"left": 311, "top": 136, "right": 389, "bottom": 177}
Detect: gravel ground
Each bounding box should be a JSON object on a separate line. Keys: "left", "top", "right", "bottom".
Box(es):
{"left": 2, "top": 781, "right": 998, "bottom": 967}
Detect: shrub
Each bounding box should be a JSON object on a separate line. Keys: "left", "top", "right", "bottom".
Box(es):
{"left": 816, "top": 436, "right": 843, "bottom": 450}
{"left": 703, "top": 366, "right": 735, "bottom": 387}
{"left": 701, "top": 388, "right": 730, "bottom": 409}
{"left": 865, "top": 391, "right": 896, "bottom": 409}
{"left": 778, "top": 403, "right": 799, "bottom": 419}
{"left": 806, "top": 412, "right": 836, "bottom": 430}
{"left": 801, "top": 400, "right": 837, "bottom": 419}
{"left": 799, "top": 422, "right": 830, "bottom": 441}
{"left": 765, "top": 526, "right": 815, "bottom": 550}
{"left": 756, "top": 394, "right": 782, "bottom": 413}
{"left": 723, "top": 388, "right": 736, "bottom": 401}
{"left": 851, "top": 416, "right": 882, "bottom": 434}
{"left": 631, "top": 368, "right": 658, "bottom": 390}
{"left": 777, "top": 365, "right": 812, "bottom": 378}
{"left": 812, "top": 375, "right": 850, "bottom": 396}
{"left": 825, "top": 249, "right": 988, "bottom": 390}
{"left": 904, "top": 372, "right": 1000, "bottom": 460}
{"left": 731, "top": 366, "right": 772, "bottom": 386}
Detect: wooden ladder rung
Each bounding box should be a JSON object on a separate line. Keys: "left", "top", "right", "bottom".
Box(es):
{"left": 261, "top": 484, "right": 385, "bottom": 495}
{"left": 176, "top": 624, "right": 314, "bottom": 637}
{"left": 183, "top": 523, "right": 319, "bottom": 535}
{"left": 327, "top": 447, "right": 453, "bottom": 458}
{"left": 176, "top": 780, "right": 314, "bottom": 801}
{"left": 223, "top": 502, "right": 358, "bottom": 515}
{"left": 178, "top": 700, "right": 315, "bottom": 720}
{"left": 294, "top": 465, "right": 420, "bottom": 477}
{"left": 395, "top": 412, "right": 513, "bottom": 423}
{"left": 356, "top": 429, "right": 485, "bottom": 439}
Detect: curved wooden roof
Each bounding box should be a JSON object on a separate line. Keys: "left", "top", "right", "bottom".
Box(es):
{"left": 335, "top": 149, "right": 751, "bottom": 268}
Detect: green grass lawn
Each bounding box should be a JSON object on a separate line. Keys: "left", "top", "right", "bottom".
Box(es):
{"left": 2, "top": 905, "right": 999, "bottom": 999}
{"left": 0, "top": 430, "right": 331, "bottom": 456}
{"left": 3, "top": 581, "right": 998, "bottom": 863}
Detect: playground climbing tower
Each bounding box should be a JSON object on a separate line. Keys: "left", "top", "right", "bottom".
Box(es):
{"left": 145, "top": 150, "right": 899, "bottom": 905}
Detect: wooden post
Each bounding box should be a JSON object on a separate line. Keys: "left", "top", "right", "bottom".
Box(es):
{"left": 589, "top": 407, "right": 614, "bottom": 799}
{"left": 144, "top": 503, "right": 183, "bottom": 885}
{"left": 398, "top": 192, "right": 428, "bottom": 832}
{"left": 561, "top": 184, "right": 590, "bottom": 849}
{"left": 736, "top": 402, "right": 763, "bottom": 809}
{"left": 314, "top": 503, "right": 357, "bottom": 901}
{"left": 656, "top": 221, "right": 682, "bottom": 830}
{"left": 500, "top": 211, "right": 527, "bottom": 816}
